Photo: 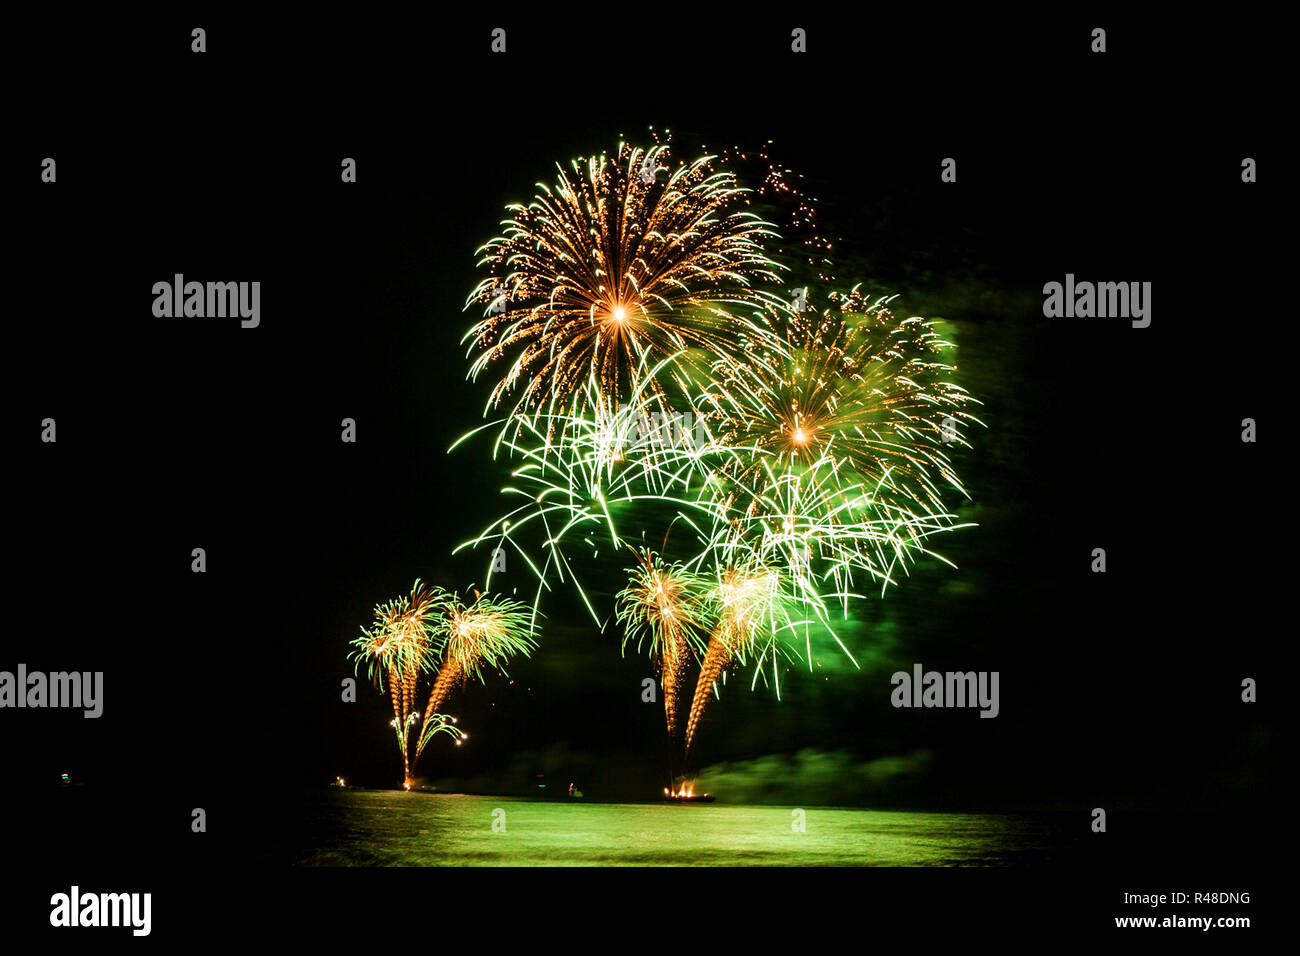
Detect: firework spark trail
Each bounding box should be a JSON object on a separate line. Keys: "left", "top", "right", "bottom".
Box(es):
{"left": 453, "top": 374, "right": 733, "bottom": 626}
{"left": 663, "top": 659, "right": 685, "bottom": 739}
{"left": 719, "top": 141, "right": 838, "bottom": 286}
{"left": 707, "top": 451, "right": 972, "bottom": 617}
{"left": 683, "top": 563, "right": 791, "bottom": 753}
{"left": 415, "top": 590, "right": 537, "bottom": 760}
{"left": 385, "top": 663, "right": 402, "bottom": 725}
{"left": 463, "top": 139, "right": 789, "bottom": 423}
{"left": 347, "top": 580, "right": 446, "bottom": 786}
{"left": 706, "top": 286, "right": 982, "bottom": 518}
{"left": 386, "top": 662, "right": 408, "bottom": 783}
{"left": 685, "top": 627, "right": 732, "bottom": 754}
{"left": 349, "top": 582, "right": 535, "bottom": 785}
{"left": 615, "top": 548, "right": 710, "bottom": 739}
{"left": 416, "top": 710, "right": 466, "bottom": 759}
{"left": 422, "top": 657, "right": 463, "bottom": 727}
{"left": 403, "top": 665, "right": 418, "bottom": 724}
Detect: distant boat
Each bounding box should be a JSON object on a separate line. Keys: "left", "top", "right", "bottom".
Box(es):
{"left": 663, "top": 785, "right": 714, "bottom": 803}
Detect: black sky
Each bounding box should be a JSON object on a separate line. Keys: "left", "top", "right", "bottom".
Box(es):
{"left": 6, "top": 12, "right": 1278, "bottom": 891}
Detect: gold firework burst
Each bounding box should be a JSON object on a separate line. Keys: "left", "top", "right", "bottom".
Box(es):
{"left": 615, "top": 549, "right": 710, "bottom": 739}
{"left": 464, "top": 139, "right": 787, "bottom": 420}
{"left": 685, "top": 562, "right": 786, "bottom": 753}
{"left": 708, "top": 286, "right": 981, "bottom": 515}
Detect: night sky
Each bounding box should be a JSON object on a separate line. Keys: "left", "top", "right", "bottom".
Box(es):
{"left": 6, "top": 9, "right": 1277, "bottom": 934}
